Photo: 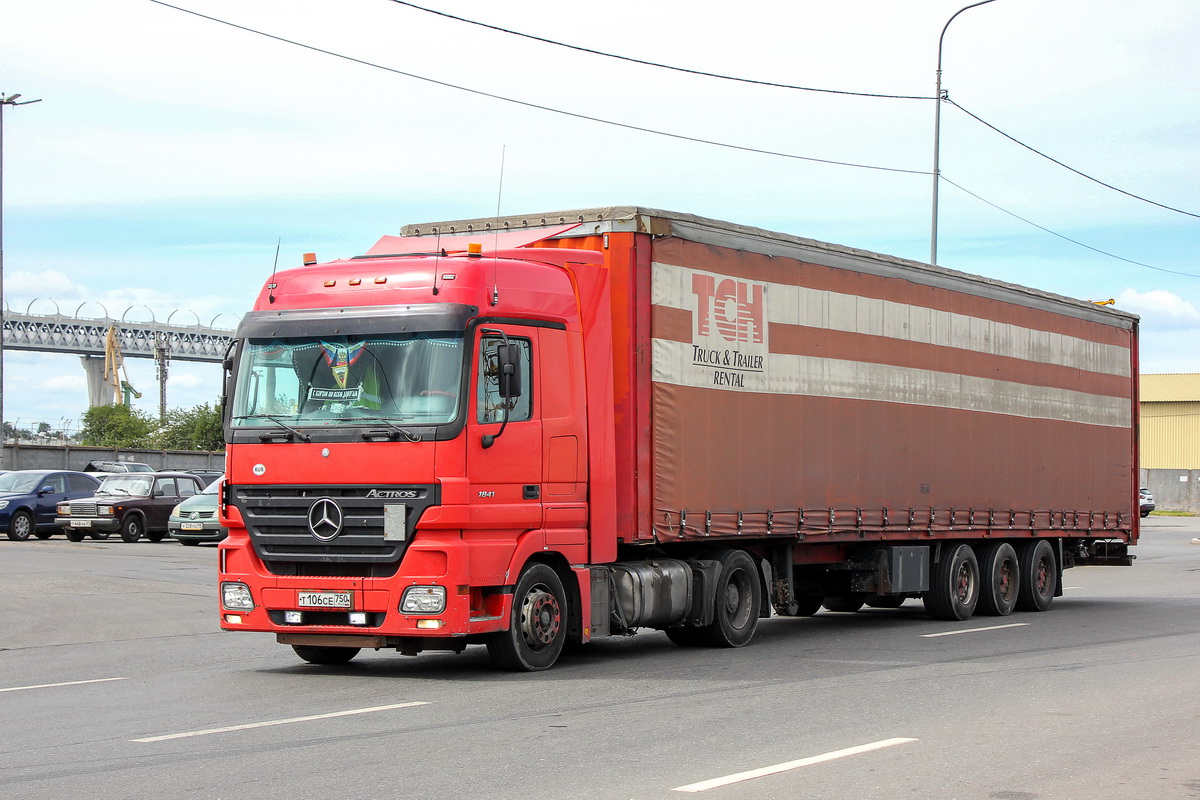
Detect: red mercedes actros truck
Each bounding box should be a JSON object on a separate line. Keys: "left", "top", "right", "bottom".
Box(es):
{"left": 217, "top": 207, "right": 1139, "bottom": 671}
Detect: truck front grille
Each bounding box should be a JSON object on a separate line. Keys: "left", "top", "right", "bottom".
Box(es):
{"left": 230, "top": 484, "right": 438, "bottom": 577}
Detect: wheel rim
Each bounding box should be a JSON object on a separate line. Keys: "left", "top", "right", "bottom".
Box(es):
{"left": 955, "top": 561, "right": 975, "bottom": 604}
{"left": 1035, "top": 556, "right": 1050, "bottom": 596}
{"left": 998, "top": 558, "right": 1016, "bottom": 602}
{"left": 13, "top": 515, "right": 31, "bottom": 539}
{"left": 517, "top": 584, "right": 561, "bottom": 652}
{"left": 723, "top": 568, "right": 754, "bottom": 629}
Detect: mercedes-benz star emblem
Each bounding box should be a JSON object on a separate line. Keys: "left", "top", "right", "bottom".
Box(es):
{"left": 307, "top": 498, "right": 344, "bottom": 541}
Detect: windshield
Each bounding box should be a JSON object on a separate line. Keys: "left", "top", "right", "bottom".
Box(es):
{"left": 0, "top": 473, "right": 45, "bottom": 493}
{"left": 98, "top": 476, "right": 153, "bottom": 496}
{"left": 230, "top": 332, "right": 464, "bottom": 428}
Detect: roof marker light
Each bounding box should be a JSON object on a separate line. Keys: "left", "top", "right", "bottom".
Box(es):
{"left": 303, "top": 253, "right": 317, "bottom": 266}
{"left": 467, "top": 243, "right": 483, "bottom": 257}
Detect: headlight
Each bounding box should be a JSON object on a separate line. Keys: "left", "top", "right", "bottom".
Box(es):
{"left": 170, "top": 504, "right": 182, "bottom": 517}
{"left": 57, "top": 504, "right": 71, "bottom": 516}
{"left": 98, "top": 505, "right": 114, "bottom": 516}
{"left": 0, "top": 500, "right": 9, "bottom": 511}
{"left": 400, "top": 585, "right": 446, "bottom": 614}
{"left": 221, "top": 582, "right": 254, "bottom": 611}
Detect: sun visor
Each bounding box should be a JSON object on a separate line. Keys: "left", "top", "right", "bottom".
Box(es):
{"left": 364, "top": 222, "right": 582, "bottom": 257}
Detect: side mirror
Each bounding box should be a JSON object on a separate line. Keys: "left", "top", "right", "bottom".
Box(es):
{"left": 38, "top": 485, "right": 54, "bottom": 496}
{"left": 496, "top": 343, "right": 522, "bottom": 399}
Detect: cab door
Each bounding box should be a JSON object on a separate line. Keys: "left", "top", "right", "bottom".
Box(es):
{"left": 466, "top": 325, "right": 543, "bottom": 533}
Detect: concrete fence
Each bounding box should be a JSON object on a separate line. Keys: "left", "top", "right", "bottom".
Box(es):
{"left": 2, "top": 443, "right": 225, "bottom": 473}
{"left": 1141, "top": 469, "right": 1200, "bottom": 514}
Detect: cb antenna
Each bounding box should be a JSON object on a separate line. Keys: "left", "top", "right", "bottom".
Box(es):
{"left": 267, "top": 237, "right": 281, "bottom": 304}
{"left": 490, "top": 145, "right": 506, "bottom": 306}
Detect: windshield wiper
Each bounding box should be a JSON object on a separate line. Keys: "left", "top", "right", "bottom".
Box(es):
{"left": 234, "top": 414, "right": 312, "bottom": 443}
{"left": 354, "top": 416, "right": 421, "bottom": 443}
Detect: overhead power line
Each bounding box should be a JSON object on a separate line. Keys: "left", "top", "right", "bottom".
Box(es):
{"left": 383, "top": 0, "right": 934, "bottom": 101}
{"left": 147, "top": 1, "right": 1196, "bottom": 279}
{"left": 384, "top": 0, "right": 1199, "bottom": 222}
{"left": 940, "top": 175, "right": 1200, "bottom": 278}
{"left": 145, "top": 0, "right": 925, "bottom": 176}
{"left": 947, "top": 98, "right": 1200, "bottom": 220}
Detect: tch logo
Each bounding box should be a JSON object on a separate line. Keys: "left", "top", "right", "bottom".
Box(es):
{"left": 691, "top": 274, "right": 765, "bottom": 344}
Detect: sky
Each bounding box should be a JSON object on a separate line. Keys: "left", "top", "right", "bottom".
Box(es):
{"left": 3, "top": 0, "right": 1199, "bottom": 434}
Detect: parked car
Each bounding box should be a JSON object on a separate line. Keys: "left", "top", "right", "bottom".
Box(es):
{"left": 83, "top": 460, "right": 154, "bottom": 474}
{"left": 169, "top": 480, "right": 226, "bottom": 545}
{"left": 1140, "top": 487, "right": 1155, "bottom": 518}
{"left": 56, "top": 472, "right": 206, "bottom": 543}
{"left": 172, "top": 469, "right": 223, "bottom": 487}
{"left": 1, "top": 470, "right": 101, "bottom": 541}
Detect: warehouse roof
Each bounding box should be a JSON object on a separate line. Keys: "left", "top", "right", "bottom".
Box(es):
{"left": 1141, "top": 373, "right": 1200, "bottom": 402}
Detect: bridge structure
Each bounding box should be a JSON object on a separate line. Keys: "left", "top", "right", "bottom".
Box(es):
{"left": 1, "top": 305, "right": 237, "bottom": 412}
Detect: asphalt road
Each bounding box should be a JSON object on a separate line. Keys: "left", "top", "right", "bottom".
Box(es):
{"left": 2, "top": 519, "right": 1199, "bottom": 800}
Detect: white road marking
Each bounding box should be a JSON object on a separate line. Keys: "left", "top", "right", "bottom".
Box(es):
{"left": 920, "top": 622, "right": 1030, "bottom": 638}
{"left": 671, "top": 737, "right": 919, "bottom": 793}
{"left": 0, "top": 677, "right": 129, "bottom": 693}
{"left": 132, "top": 701, "right": 429, "bottom": 742}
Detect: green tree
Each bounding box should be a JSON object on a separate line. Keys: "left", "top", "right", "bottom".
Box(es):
{"left": 148, "top": 403, "right": 224, "bottom": 451}
{"left": 78, "top": 404, "right": 155, "bottom": 448}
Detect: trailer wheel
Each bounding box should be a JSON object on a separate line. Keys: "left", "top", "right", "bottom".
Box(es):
{"left": 486, "top": 563, "right": 567, "bottom": 671}
{"left": 777, "top": 593, "right": 823, "bottom": 617}
{"left": 292, "top": 645, "right": 360, "bottom": 665}
{"left": 924, "top": 543, "right": 980, "bottom": 621}
{"left": 822, "top": 594, "right": 867, "bottom": 613}
{"left": 664, "top": 627, "right": 704, "bottom": 647}
{"left": 977, "top": 542, "right": 1019, "bottom": 616}
{"left": 698, "top": 549, "right": 761, "bottom": 647}
{"left": 1015, "top": 539, "right": 1057, "bottom": 612}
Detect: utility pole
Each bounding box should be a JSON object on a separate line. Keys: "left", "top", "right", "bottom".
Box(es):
{"left": 155, "top": 331, "right": 170, "bottom": 423}
{"left": 0, "top": 92, "right": 42, "bottom": 459}
{"left": 931, "top": 2, "right": 997, "bottom": 265}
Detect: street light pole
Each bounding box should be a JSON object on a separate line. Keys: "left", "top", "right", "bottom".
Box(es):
{"left": 0, "top": 92, "right": 42, "bottom": 455}
{"left": 931, "top": 1, "right": 997, "bottom": 266}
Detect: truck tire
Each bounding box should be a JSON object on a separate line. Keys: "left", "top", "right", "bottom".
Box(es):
{"left": 120, "top": 514, "right": 144, "bottom": 543}
{"left": 924, "top": 543, "right": 980, "bottom": 621}
{"left": 698, "top": 549, "right": 761, "bottom": 647}
{"left": 1015, "top": 539, "right": 1057, "bottom": 612}
{"left": 822, "top": 594, "right": 866, "bottom": 613}
{"left": 486, "top": 563, "right": 568, "bottom": 671}
{"left": 976, "top": 542, "right": 1019, "bottom": 616}
{"left": 65, "top": 528, "right": 85, "bottom": 542}
{"left": 664, "top": 627, "right": 704, "bottom": 647}
{"left": 6, "top": 510, "right": 34, "bottom": 541}
{"left": 292, "top": 645, "right": 360, "bottom": 665}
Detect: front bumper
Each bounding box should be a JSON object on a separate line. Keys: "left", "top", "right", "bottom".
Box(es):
{"left": 169, "top": 520, "right": 227, "bottom": 542}
{"left": 55, "top": 516, "right": 120, "bottom": 532}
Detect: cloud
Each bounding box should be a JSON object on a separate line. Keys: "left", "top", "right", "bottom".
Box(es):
{"left": 1116, "top": 288, "right": 1200, "bottom": 329}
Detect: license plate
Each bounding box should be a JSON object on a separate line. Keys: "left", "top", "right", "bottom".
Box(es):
{"left": 70, "top": 519, "right": 92, "bottom": 528}
{"left": 181, "top": 522, "right": 204, "bottom": 531}
{"left": 297, "top": 591, "right": 352, "bottom": 609}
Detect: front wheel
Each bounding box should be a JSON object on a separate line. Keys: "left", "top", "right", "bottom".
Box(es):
{"left": 120, "top": 515, "right": 143, "bottom": 543}
{"left": 65, "top": 527, "right": 86, "bottom": 542}
{"left": 292, "top": 645, "right": 360, "bottom": 665}
{"left": 698, "top": 549, "right": 761, "bottom": 647}
{"left": 6, "top": 510, "right": 34, "bottom": 541}
{"left": 486, "top": 563, "right": 568, "bottom": 671}
{"left": 146, "top": 530, "right": 166, "bottom": 543}
{"left": 924, "top": 543, "right": 980, "bottom": 621}
{"left": 35, "top": 529, "right": 57, "bottom": 540}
